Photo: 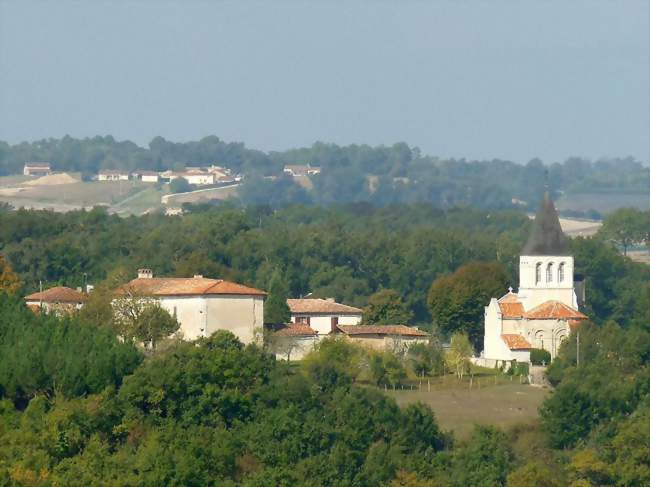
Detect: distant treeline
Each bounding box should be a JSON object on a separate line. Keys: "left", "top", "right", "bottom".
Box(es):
{"left": 1, "top": 135, "right": 648, "bottom": 210}
{"left": 2, "top": 202, "right": 649, "bottom": 327}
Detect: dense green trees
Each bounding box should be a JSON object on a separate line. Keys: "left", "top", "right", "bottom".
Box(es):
{"left": 168, "top": 176, "right": 194, "bottom": 194}
{"left": 0, "top": 254, "right": 20, "bottom": 294}
{"left": 0, "top": 204, "right": 529, "bottom": 325}
{"left": 427, "top": 261, "right": 511, "bottom": 346}
{"left": 598, "top": 207, "right": 649, "bottom": 255}
{"left": 263, "top": 268, "right": 291, "bottom": 324}
{"left": 363, "top": 289, "right": 414, "bottom": 325}
{"left": 0, "top": 293, "right": 142, "bottom": 405}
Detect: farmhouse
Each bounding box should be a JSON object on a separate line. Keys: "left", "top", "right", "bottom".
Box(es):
{"left": 115, "top": 269, "right": 266, "bottom": 344}
{"left": 133, "top": 170, "right": 159, "bottom": 183}
{"left": 23, "top": 163, "right": 52, "bottom": 177}
{"left": 24, "top": 286, "right": 86, "bottom": 316}
{"left": 288, "top": 298, "right": 363, "bottom": 335}
{"left": 482, "top": 191, "right": 588, "bottom": 365}
{"left": 168, "top": 169, "right": 215, "bottom": 186}
{"left": 283, "top": 164, "right": 321, "bottom": 177}
{"left": 98, "top": 169, "right": 130, "bottom": 181}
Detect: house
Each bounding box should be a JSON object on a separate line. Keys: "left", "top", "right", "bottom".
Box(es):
{"left": 98, "top": 170, "right": 130, "bottom": 181}
{"left": 283, "top": 164, "right": 321, "bottom": 177}
{"left": 169, "top": 169, "right": 215, "bottom": 186}
{"left": 287, "top": 298, "right": 363, "bottom": 335}
{"left": 334, "top": 324, "right": 429, "bottom": 351}
{"left": 267, "top": 322, "right": 319, "bottom": 361}
{"left": 133, "top": 170, "right": 160, "bottom": 183}
{"left": 114, "top": 269, "right": 266, "bottom": 344}
{"left": 24, "top": 286, "right": 87, "bottom": 315}
{"left": 23, "top": 163, "right": 52, "bottom": 177}
{"left": 482, "top": 191, "right": 588, "bottom": 365}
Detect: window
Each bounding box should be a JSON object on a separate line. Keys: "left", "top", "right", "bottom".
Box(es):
{"left": 535, "top": 263, "right": 542, "bottom": 284}
{"left": 558, "top": 262, "right": 565, "bottom": 282}
{"left": 546, "top": 263, "right": 553, "bottom": 283}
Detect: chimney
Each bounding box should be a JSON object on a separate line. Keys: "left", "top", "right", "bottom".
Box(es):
{"left": 325, "top": 297, "right": 335, "bottom": 303}
{"left": 193, "top": 274, "right": 203, "bottom": 279}
{"left": 138, "top": 268, "right": 153, "bottom": 279}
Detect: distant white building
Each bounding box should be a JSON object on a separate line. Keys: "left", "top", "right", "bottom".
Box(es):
{"left": 115, "top": 269, "right": 266, "bottom": 344}
{"left": 133, "top": 170, "right": 160, "bottom": 183}
{"left": 482, "top": 192, "right": 588, "bottom": 365}
{"left": 23, "top": 163, "right": 51, "bottom": 177}
{"left": 98, "top": 170, "right": 130, "bottom": 181}
{"left": 283, "top": 164, "right": 321, "bottom": 177}
{"left": 169, "top": 170, "right": 215, "bottom": 186}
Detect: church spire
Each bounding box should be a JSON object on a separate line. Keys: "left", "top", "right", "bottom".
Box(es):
{"left": 522, "top": 191, "right": 570, "bottom": 256}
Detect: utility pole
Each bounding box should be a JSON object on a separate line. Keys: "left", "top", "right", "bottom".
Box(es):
{"left": 576, "top": 330, "right": 580, "bottom": 368}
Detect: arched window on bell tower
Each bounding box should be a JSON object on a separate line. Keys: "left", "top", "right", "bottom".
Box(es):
{"left": 558, "top": 262, "right": 565, "bottom": 282}
{"left": 546, "top": 262, "right": 553, "bottom": 283}
{"left": 535, "top": 262, "right": 542, "bottom": 285}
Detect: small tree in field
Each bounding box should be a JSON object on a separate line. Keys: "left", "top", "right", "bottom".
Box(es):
{"left": 446, "top": 332, "right": 473, "bottom": 380}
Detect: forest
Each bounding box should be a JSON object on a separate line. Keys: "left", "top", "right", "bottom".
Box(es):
{"left": 2, "top": 136, "right": 649, "bottom": 211}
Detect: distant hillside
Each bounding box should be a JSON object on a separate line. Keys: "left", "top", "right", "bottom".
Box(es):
{"left": 1, "top": 136, "right": 648, "bottom": 212}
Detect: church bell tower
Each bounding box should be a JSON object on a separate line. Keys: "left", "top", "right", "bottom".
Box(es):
{"left": 517, "top": 191, "right": 577, "bottom": 310}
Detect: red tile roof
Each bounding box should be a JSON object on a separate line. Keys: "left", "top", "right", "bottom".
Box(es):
{"left": 116, "top": 277, "right": 267, "bottom": 297}
{"left": 524, "top": 300, "right": 587, "bottom": 320}
{"left": 501, "top": 334, "right": 532, "bottom": 350}
{"left": 497, "top": 292, "right": 525, "bottom": 318}
{"left": 287, "top": 298, "right": 362, "bottom": 314}
{"left": 274, "top": 323, "right": 318, "bottom": 337}
{"left": 336, "top": 325, "right": 428, "bottom": 337}
{"left": 24, "top": 286, "right": 87, "bottom": 303}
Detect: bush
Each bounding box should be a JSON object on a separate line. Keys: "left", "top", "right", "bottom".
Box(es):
{"left": 530, "top": 348, "right": 552, "bottom": 365}
{"left": 169, "top": 176, "right": 194, "bottom": 193}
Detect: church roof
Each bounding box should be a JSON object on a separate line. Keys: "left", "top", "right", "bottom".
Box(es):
{"left": 524, "top": 300, "right": 588, "bottom": 320}
{"left": 522, "top": 191, "right": 570, "bottom": 256}
{"left": 501, "top": 334, "right": 532, "bottom": 350}
{"left": 497, "top": 291, "right": 525, "bottom": 318}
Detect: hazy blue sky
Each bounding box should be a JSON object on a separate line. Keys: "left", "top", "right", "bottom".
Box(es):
{"left": 1, "top": 1, "right": 648, "bottom": 163}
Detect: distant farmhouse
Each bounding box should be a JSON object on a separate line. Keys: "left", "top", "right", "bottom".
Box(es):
{"left": 132, "top": 170, "right": 159, "bottom": 183}
{"left": 98, "top": 169, "right": 130, "bottom": 181}
{"left": 23, "top": 162, "right": 52, "bottom": 177}
{"left": 115, "top": 269, "right": 266, "bottom": 344}
{"left": 283, "top": 164, "right": 321, "bottom": 177}
{"left": 24, "top": 286, "right": 87, "bottom": 316}
{"left": 481, "top": 191, "right": 587, "bottom": 366}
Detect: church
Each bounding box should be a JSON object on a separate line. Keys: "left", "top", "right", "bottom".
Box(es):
{"left": 482, "top": 191, "right": 588, "bottom": 365}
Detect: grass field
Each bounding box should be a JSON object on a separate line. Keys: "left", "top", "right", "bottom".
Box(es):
{"left": 383, "top": 373, "right": 549, "bottom": 439}
{"left": 0, "top": 180, "right": 147, "bottom": 208}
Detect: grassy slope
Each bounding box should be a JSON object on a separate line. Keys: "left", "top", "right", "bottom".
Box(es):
{"left": 383, "top": 371, "right": 548, "bottom": 439}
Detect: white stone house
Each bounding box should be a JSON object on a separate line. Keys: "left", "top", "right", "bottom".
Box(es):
{"left": 287, "top": 298, "right": 363, "bottom": 335}
{"left": 23, "top": 163, "right": 52, "bottom": 177}
{"left": 482, "top": 192, "right": 588, "bottom": 365}
{"left": 114, "top": 269, "right": 266, "bottom": 344}
{"left": 98, "top": 170, "right": 130, "bottom": 181}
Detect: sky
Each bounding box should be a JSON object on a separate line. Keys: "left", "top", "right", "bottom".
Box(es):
{"left": 0, "top": 1, "right": 648, "bottom": 164}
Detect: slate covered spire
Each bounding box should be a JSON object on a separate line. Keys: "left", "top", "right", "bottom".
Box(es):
{"left": 522, "top": 191, "right": 570, "bottom": 256}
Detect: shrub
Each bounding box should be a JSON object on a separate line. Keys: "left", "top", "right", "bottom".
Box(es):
{"left": 530, "top": 348, "right": 552, "bottom": 366}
